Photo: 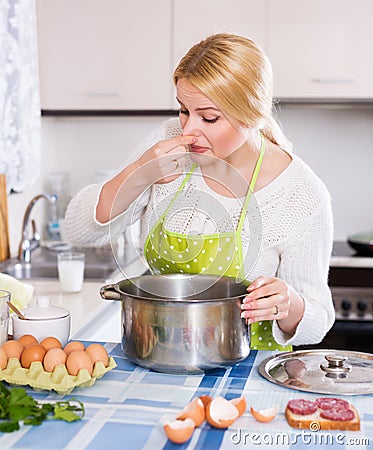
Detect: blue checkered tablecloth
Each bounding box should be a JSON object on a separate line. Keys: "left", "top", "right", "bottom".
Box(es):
{"left": 0, "top": 342, "right": 372, "bottom": 450}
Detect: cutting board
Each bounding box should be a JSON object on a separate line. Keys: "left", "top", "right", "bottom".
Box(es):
{"left": 0, "top": 174, "right": 10, "bottom": 261}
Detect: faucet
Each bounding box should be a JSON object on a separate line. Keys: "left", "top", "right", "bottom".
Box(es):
{"left": 18, "top": 194, "right": 57, "bottom": 263}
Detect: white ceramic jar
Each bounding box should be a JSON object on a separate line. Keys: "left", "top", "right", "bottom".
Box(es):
{"left": 12, "top": 296, "right": 71, "bottom": 346}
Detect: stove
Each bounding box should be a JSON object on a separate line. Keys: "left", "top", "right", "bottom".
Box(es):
{"left": 295, "top": 241, "right": 373, "bottom": 353}
{"left": 330, "top": 241, "right": 373, "bottom": 322}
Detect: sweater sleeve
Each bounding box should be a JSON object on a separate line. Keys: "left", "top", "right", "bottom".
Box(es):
{"left": 65, "top": 118, "right": 183, "bottom": 247}
{"left": 272, "top": 191, "right": 335, "bottom": 346}
{"left": 64, "top": 183, "right": 149, "bottom": 246}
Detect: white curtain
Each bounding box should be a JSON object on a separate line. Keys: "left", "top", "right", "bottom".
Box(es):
{"left": 0, "top": 0, "right": 41, "bottom": 194}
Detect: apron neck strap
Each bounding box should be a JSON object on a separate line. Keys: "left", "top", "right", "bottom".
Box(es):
{"left": 161, "top": 164, "right": 197, "bottom": 218}
{"left": 237, "top": 133, "right": 266, "bottom": 233}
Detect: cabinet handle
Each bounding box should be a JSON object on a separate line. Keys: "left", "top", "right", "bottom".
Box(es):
{"left": 83, "top": 91, "right": 120, "bottom": 97}
{"left": 310, "top": 78, "right": 355, "bottom": 85}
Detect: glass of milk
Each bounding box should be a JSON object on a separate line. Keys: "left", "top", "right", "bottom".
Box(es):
{"left": 57, "top": 252, "right": 85, "bottom": 293}
{"left": 0, "top": 290, "right": 10, "bottom": 344}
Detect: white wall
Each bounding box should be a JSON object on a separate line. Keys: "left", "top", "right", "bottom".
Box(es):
{"left": 7, "top": 107, "right": 373, "bottom": 255}
{"left": 278, "top": 106, "right": 373, "bottom": 240}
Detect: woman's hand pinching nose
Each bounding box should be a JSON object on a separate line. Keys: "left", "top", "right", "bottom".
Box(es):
{"left": 182, "top": 135, "right": 198, "bottom": 148}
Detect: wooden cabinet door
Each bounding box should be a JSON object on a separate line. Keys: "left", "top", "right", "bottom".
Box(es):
{"left": 36, "top": 0, "right": 172, "bottom": 110}
{"left": 172, "top": 0, "right": 266, "bottom": 108}
{"left": 267, "top": 0, "right": 373, "bottom": 99}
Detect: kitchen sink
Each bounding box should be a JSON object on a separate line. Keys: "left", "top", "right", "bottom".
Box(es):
{"left": 0, "top": 244, "right": 139, "bottom": 281}
{"left": 3, "top": 262, "right": 114, "bottom": 281}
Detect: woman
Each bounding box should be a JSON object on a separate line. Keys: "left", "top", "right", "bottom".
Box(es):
{"left": 65, "top": 33, "right": 335, "bottom": 350}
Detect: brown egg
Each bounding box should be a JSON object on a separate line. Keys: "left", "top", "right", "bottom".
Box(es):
{"left": 85, "top": 344, "right": 109, "bottom": 367}
{"left": 2, "top": 340, "right": 24, "bottom": 359}
{"left": 18, "top": 334, "right": 38, "bottom": 348}
{"left": 20, "top": 344, "right": 46, "bottom": 369}
{"left": 0, "top": 346, "right": 8, "bottom": 370}
{"left": 64, "top": 341, "right": 85, "bottom": 356}
{"left": 43, "top": 348, "right": 67, "bottom": 372}
{"left": 66, "top": 350, "right": 93, "bottom": 376}
{"left": 40, "top": 336, "right": 62, "bottom": 351}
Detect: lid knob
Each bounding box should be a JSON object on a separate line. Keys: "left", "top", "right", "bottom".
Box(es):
{"left": 320, "top": 353, "right": 351, "bottom": 379}
{"left": 324, "top": 354, "right": 348, "bottom": 367}
{"left": 37, "top": 296, "right": 51, "bottom": 307}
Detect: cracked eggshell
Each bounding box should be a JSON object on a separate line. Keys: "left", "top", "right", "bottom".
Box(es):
{"left": 199, "top": 395, "right": 213, "bottom": 408}
{"left": 206, "top": 396, "right": 239, "bottom": 429}
{"left": 230, "top": 396, "right": 247, "bottom": 417}
{"left": 176, "top": 397, "right": 205, "bottom": 427}
{"left": 164, "top": 418, "right": 195, "bottom": 444}
{"left": 250, "top": 404, "right": 279, "bottom": 422}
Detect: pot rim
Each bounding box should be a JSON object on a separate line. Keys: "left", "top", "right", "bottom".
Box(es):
{"left": 107, "top": 273, "right": 249, "bottom": 302}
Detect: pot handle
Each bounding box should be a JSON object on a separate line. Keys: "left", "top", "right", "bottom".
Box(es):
{"left": 100, "top": 283, "right": 123, "bottom": 301}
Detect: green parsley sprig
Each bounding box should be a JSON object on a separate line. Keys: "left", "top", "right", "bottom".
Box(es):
{"left": 0, "top": 382, "right": 84, "bottom": 433}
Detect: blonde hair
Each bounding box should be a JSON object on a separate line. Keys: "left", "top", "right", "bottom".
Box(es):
{"left": 173, "top": 33, "right": 292, "bottom": 152}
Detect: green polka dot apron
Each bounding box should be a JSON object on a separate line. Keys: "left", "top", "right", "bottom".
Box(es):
{"left": 144, "top": 137, "right": 291, "bottom": 351}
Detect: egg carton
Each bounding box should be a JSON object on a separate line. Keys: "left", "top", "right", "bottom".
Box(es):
{"left": 0, "top": 357, "right": 117, "bottom": 395}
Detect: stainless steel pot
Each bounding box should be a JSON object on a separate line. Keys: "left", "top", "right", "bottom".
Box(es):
{"left": 100, "top": 273, "right": 250, "bottom": 374}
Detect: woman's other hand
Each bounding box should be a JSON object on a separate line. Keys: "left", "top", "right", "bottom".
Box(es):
{"left": 136, "top": 135, "right": 197, "bottom": 185}
{"left": 241, "top": 276, "right": 304, "bottom": 335}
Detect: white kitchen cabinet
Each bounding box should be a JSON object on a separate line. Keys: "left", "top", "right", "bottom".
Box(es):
{"left": 267, "top": 0, "right": 373, "bottom": 99}
{"left": 36, "top": 1, "right": 373, "bottom": 111}
{"left": 171, "top": 0, "right": 267, "bottom": 109}
{"left": 36, "top": 0, "right": 173, "bottom": 110}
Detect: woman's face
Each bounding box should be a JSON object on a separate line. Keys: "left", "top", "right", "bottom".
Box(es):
{"left": 176, "top": 79, "right": 249, "bottom": 165}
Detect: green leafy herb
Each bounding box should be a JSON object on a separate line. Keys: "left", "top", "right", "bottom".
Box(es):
{"left": 0, "top": 382, "right": 84, "bottom": 433}
{"left": 51, "top": 401, "right": 85, "bottom": 423}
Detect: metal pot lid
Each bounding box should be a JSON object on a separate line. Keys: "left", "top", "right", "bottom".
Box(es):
{"left": 23, "top": 296, "right": 70, "bottom": 320}
{"left": 258, "top": 349, "right": 373, "bottom": 395}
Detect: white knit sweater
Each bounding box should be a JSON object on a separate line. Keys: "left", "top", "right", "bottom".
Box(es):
{"left": 65, "top": 118, "right": 335, "bottom": 346}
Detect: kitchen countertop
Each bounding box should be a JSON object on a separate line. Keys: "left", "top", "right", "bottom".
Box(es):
{"left": 23, "top": 279, "right": 112, "bottom": 338}
{"left": 9, "top": 256, "right": 149, "bottom": 343}
{"left": 331, "top": 241, "right": 373, "bottom": 269}
{"left": 0, "top": 346, "right": 372, "bottom": 450}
